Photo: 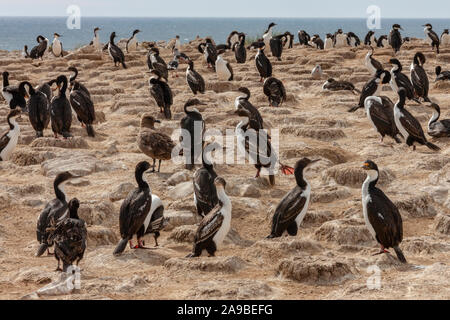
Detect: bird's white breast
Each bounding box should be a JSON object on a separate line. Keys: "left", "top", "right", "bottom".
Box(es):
{"left": 295, "top": 182, "right": 311, "bottom": 227}
{"left": 216, "top": 58, "right": 231, "bottom": 80}
{"left": 0, "top": 121, "right": 20, "bottom": 161}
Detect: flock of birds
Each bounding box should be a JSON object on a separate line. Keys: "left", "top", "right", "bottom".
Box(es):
{"left": 0, "top": 22, "right": 449, "bottom": 273}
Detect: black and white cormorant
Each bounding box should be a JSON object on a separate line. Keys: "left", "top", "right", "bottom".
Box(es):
{"left": 215, "top": 49, "right": 233, "bottom": 81}
{"left": 227, "top": 31, "right": 241, "bottom": 51}
{"left": 137, "top": 194, "right": 165, "bottom": 247}
{"left": 423, "top": 24, "right": 440, "bottom": 54}
{"left": 107, "top": 32, "right": 127, "bottom": 69}
{"left": 410, "top": 52, "right": 430, "bottom": 102}
{"left": 393, "top": 88, "right": 440, "bottom": 151}
{"left": 426, "top": 103, "right": 450, "bottom": 138}
{"left": 186, "top": 59, "right": 205, "bottom": 95}
{"left": 255, "top": 43, "right": 272, "bottom": 82}
{"left": 47, "top": 198, "right": 87, "bottom": 272}
{"left": 349, "top": 69, "right": 391, "bottom": 113}
{"left": 263, "top": 22, "right": 277, "bottom": 49}
{"left": 435, "top": 66, "right": 450, "bottom": 81}
{"left": 389, "top": 59, "right": 419, "bottom": 103}
{"left": 51, "top": 33, "right": 63, "bottom": 57}
{"left": 50, "top": 75, "right": 72, "bottom": 139}
{"left": 113, "top": 161, "right": 153, "bottom": 255}
{"left": 311, "top": 34, "right": 324, "bottom": 50}
{"left": 334, "top": 29, "right": 347, "bottom": 48}
{"left": 138, "top": 114, "right": 176, "bottom": 173}
{"left": 388, "top": 24, "right": 403, "bottom": 54}
{"left": 19, "top": 81, "right": 50, "bottom": 138}
{"left": 283, "top": 32, "right": 294, "bottom": 48}
{"left": 441, "top": 29, "right": 450, "bottom": 45}
{"left": 347, "top": 32, "right": 361, "bottom": 47}
{"left": 180, "top": 99, "right": 206, "bottom": 170}
{"left": 126, "top": 29, "right": 141, "bottom": 53}
{"left": 270, "top": 34, "right": 285, "bottom": 60}
{"left": 36, "top": 171, "right": 78, "bottom": 257}
{"left": 361, "top": 161, "right": 407, "bottom": 263}
{"left": 263, "top": 77, "right": 286, "bottom": 107}
{"left": 322, "top": 78, "right": 360, "bottom": 94}
{"left": 234, "top": 33, "right": 247, "bottom": 64}
{"left": 69, "top": 81, "right": 96, "bottom": 137}
{"left": 187, "top": 177, "right": 231, "bottom": 258}
{"left": 24, "top": 35, "right": 48, "bottom": 60}
{"left": 147, "top": 47, "right": 168, "bottom": 82}
{"left": 198, "top": 38, "right": 217, "bottom": 71}
{"left": 149, "top": 70, "right": 173, "bottom": 119}
{"left": 2, "top": 71, "right": 26, "bottom": 110}
{"left": 68, "top": 66, "right": 90, "bottom": 98}
{"left": 364, "top": 31, "right": 377, "bottom": 46}
{"left": 0, "top": 109, "right": 21, "bottom": 161}
{"left": 364, "top": 95, "right": 402, "bottom": 143}
{"left": 91, "top": 27, "right": 101, "bottom": 52}
{"left": 365, "top": 46, "right": 383, "bottom": 76}
{"left": 324, "top": 33, "right": 334, "bottom": 50}
{"left": 377, "top": 35, "right": 389, "bottom": 48}
{"left": 193, "top": 148, "right": 219, "bottom": 218}
{"left": 298, "top": 30, "right": 311, "bottom": 46}
{"left": 267, "top": 158, "right": 319, "bottom": 238}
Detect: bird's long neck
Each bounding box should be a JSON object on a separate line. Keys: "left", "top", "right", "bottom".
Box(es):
{"left": 363, "top": 170, "right": 379, "bottom": 194}
{"left": 7, "top": 117, "right": 18, "bottom": 131}
{"left": 110, "top": 34, "right": 115, "bottom": 44}
{"left": 136, "top": 170, "right": 149, "bottom": 190}
{"left": 54, "top": 181, "right": 67, "bottom": 202}
{"left": 429, "top": 109, "right": 440, "bottom": 127}
{"left": 69, "top": 70, "right": 78, "bottom": 83}
{"left": 60, "top": 78, "right": 68, "bottom": 96}
{"left": 295, "top": 166, "right": 308, "bottom": 189}
{"left": 3, "top": 73, "right": 9, "bottom": 87}
{"left": 217, "top": 187, "right": 231, "bottom": 215}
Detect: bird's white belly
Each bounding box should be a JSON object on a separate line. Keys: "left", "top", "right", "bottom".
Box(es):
{"left": 365, "top": 99, "right": 378, "bottom": 133}
{"left": 362, "top": 195, "right": 377, "bottom": 239}
{"left": 143, "top": 195, "right": 163, "bottom": 231}
{"left": 295, "top": 184, "right": 311, "bottom": 227}
{"left": 2, "top": 89, "right": 13, "bottom": 104}
{"left": 128, "top": 38, "right": 137, "bottom": 51}
{"left": 52, "top": 40, "right": 62, "bottom": 56}
{"left": 212, "top": 212, "right": 231, "bottom": 247}
{"left": 382, "top": 39, "right": 389, "bottom": 47}
{"left": 365, "top": 55, "right": 377, "bottom": 75}
{"left": 0, "top": 125, "right": 20, "bottom": 160}
{"left": 93, "top": 38, "right": 101, "bottom": 51}
{"left": 442, "top": 34, "right": 450, "bottom": 45}
{"left": 390, "top": 77, "right": 399, "bottom": 93}
{"left": 216, "top": 60, "right": 231, "bottom": 80}
{"left": 324, "top": 38, "right": 333, "bottom": 49}
{"left": 335, "top": 36, "right": 346, "bottom": 48}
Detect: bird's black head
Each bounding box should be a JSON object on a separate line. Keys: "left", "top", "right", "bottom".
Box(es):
{"left": 150, "top": 47, "right": 160, "bottom": 55}
{"left": 140, "top": 113, "right": 161, "bottom": 129}
{"left": 56, "top": 75, "right": 68, "bottom": 86}
{"left": 185, "top": 98, "right": 206, "bottom": 108}
{"left": 68, "top": 66, "right": 78, "bottom": 73}
{"left": 217, "top": 49, "right": 226, "bottom": 56}
{"left": 136, "top": 161, "right": 151, "bottom": 175}
{"left": 205, "top": 38, "right": 213, "bottom": 44}
{"left": 380, "top": 70, "right": 391, "bottom": 84}
{"left": 397, "top": 87, "right": 407, "bottom": 101}
{"left": 436, "top": 66, "right": 442, "bottom": 76}
{"left": 237, "top": 87, "right": 251, "bottom": 99}
{"left": 133, "top": 29, "right": 141, "bottom": 35}
{"left": 110, "top": 32, "right": 116, "bottom": 42}
{"left": 423, "top": 23, "right": 433, "bottom": 29}
{"left": 337, "top": 29, "right": 343, "bottom": 33}
{"left": 2, "top": 71, "right": 9, "bottom": 78}
{"left": 389, "top": 58, "right": 401, "bottom": 67}
{"left": 94, "top": 27, "right": 100, "bottom": 32}
{"left": 268, "top": 22, "right": 277, "bottom": 29}
{"left": 54, "top": 33, "right": 61, "bottom": 37}
{"left": 295, "top": 158, "right": 320, "bottom": 171}
{"left": 55, "top": 171, "right": 77, "bottom": 186}
{"left": 444, "top": 29, "right": 449, "bottom": 34}
{"left": 362, "top": 160, "right": 379, "bottom": 172}
{"left": 327, "top": 78, "right": 335, "bottom": 83}
{"left": 392, "top": 24, "right": 402, "bottom": 30}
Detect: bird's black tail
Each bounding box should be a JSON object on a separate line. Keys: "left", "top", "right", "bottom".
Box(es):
{"left": 394, "top": 246, "right": 407, "bottom": 264}
{"left": 36, "top": 243, "right": 48, "bottom": 257}
{"left": 86, "top": 124, "right": 95, "bottom": 137}
{"left": 113, "top": 238, "right": 128, "bottom": 256}
{"left": 426, "top": 141, "right": 441, "bottom": 151}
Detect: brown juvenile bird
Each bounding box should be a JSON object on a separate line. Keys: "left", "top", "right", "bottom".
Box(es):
{"left": 137, "top": 113, "right": 176, "bottom": 173}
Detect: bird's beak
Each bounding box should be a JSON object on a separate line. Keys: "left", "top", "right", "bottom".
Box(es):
{"left": 362, "top": 163, "right": 370, "bottom": 170}
{"left": 309, "top": 159, "right": 320, "bottom": 166}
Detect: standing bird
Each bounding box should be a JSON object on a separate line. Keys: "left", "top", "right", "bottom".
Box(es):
{"left": 193, "top": 149, "right": 219, "bottom": 219}
{"left": 187, "top": 177, "right": 232, "bottom": 258}
{"left": 126, "top": 29, "right": 140, "bottom": 53}
{"left": 394, "top": 88, "right": 440, "bottom": 151}
{"left": 334, "top": 29, "right": 348, "bottom": 48}
{"left": 137, "top": 114, "right": 176, "bottom": 173}
{"left": 365, "top": 46, "right": 383, "bottom": 76}
{"left": 322, "top": 78, "right": 360, "bottom": 94}
{"left": 198, "top": 38, "right": 217, "bottom": 71}
{"left": 180, "top": 99, "right": 206, "bottom": 170}
{"left": 215, "top": 49, "right": 233, "bottom": 81}
{"left": 267, "top": 158, "right": 319, "bottom": 238}
{"left": 441, "top": 29, "right": 450, "bottom": 46}
{"left": 19, "top": 81, "right": 50, "bottom": 138}
{"left": 263, "top": 77, "right": 287, "bottom": 107}
{"left": 234, "top": 33, "right": 247, "bottom": 64}
{"left": 0, "top": 109, "right": 21, "bottom": 161}
{"left": 365, "top": 31, "right": 377, "bottom": 46}
{"left": 389, "top": 59, "right": 418, "bottom": 103}
{"left": 147, "top": 47, "right": 168, "bottom": 82}
{"left": 298, "top": 30, "right": 311, "bottom": 46}
{"left": 349, "top": 69, "right": 391, "bottom": 113}
{"left": 283, "top": 31, "right": 294, "bottom": 49}
{"left": 47, "top": 198, "right": 87, "bottom": 272}
{"left": 227, "top": 31, "right": 241, "bottom": 51}
{"left": 107, "top": 32, "right": 127, "bottom": 69}
{"left": 24, "top": 35, "right": 48, "bottom": 60}
{"left": 363, "top": 96, "right": 402, "bottom": 143}
{"left": 186, "top": 59, "right": 205, "bottom": 95}
{"left": 50, "top": 33, "right": 64, "bottom": 57}
{"left": 113, "top": 161, "right": 153, "bottom": 255}
{"left": 255, "top": 43, "right": 272, "bottom": 82}
{"left": 324, "top": 33, "right": 334, "bottom": 50}
{"left": 137, "top": 194, "right": 166, "bottom": 247}
{"left": 263, "top": 22, "right": 277, "bottom": 49}
{"left": 149, "top": 70, "right": 173, "bottom": 119}
{"left": 423, "top": 24, "right": 440, "bottom": 54}
{"left": 410, "top": 52, "right": 430, "bottom": 102}
{"left": 361, "top": 161, "right": 407, "bottom": 263}
{"left": 435, "top": 66, "right": 450, "bottom": 81}
{"left": 377, "top": 35, "right": 389, "bottom": 48}
{"left": 69, "top": 81, "right": 96, "bottom": 137}
{"left": 426, "top": 103, "right": 450, "bottom": 138}
{"left": 270, "top": 34, "right": 285, "bottom": 60}
{"left": 50, "top": 75, "right": 72, "bottom": 139}
{"left": 388, "top": 24, "right": 403, "bottom": 54}
{"left": 347, "top": 32, "right": 361, "bottom": 47}
{"left": 2, "top": 71, "right": 26, "bottom": 110}
{"left": 91, "top": 27, "right": 101, "bottom": 52}
{"left": 68, "top": 67, "right": 90, "bottom": 98}
{"left": 36, "top": 172, "right": 77, "bottom": 257}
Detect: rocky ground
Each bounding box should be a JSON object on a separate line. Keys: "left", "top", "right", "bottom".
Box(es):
{"left": 0, "top": 38, "right": 449, "bottom": 300}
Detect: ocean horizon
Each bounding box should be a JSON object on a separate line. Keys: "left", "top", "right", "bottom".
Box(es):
{"left": 0, "top": 17, "right": 448, "bottom": 51}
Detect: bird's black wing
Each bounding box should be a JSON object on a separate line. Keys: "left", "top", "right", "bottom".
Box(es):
{"left": 150, "top": 83, "right": 166, "bottom": 108}
{"left": 411, "top": 65, "right": 429, "bottom": 98}
{"left": 194, "top": 169, "right": 219, "bottom": 215}
{"left": 159, "top": 81, "right": 173, "bottom": 106}
{"left": 271, "top": 187, "right": 307, "bottom": 234}
{"left": 119, "top": 189, "right": 152, "bottom": 238}
{"left": 195, "top": 203, "right": 224, "bottom": 244}
{"left": 400, "top": 109, "right": 426, "bottom": 141}
{"left": 69, "top": 90, "right": 95, "bottom": 124}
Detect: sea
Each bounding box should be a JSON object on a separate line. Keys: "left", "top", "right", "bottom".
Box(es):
{"left": 0, "top": 17, "right": 448, "bottom": 51}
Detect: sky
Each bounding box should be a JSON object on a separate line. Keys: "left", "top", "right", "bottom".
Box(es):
{"left": 2, "top": 0, "right": 449, "bottom": 18}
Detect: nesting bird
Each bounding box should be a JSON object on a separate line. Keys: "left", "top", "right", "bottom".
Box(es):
{"left": 2, "top": 71, "right": 26, "bottom": 110}
{"left": 426, "top": 103, "right": 450, "bottom": 138}
{"left": 322, "top": 78, "right": 360, "bottom": 94}
{"left": 263, "top": 77, "right": 287, "bottom": 107}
